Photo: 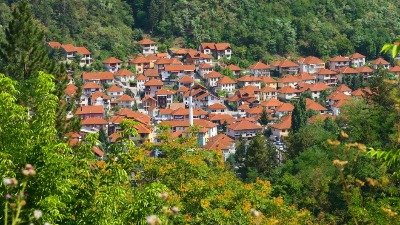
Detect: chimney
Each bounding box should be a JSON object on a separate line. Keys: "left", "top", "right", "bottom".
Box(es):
{"left": 189, "top": 89, "right": 193, "bottom": 126}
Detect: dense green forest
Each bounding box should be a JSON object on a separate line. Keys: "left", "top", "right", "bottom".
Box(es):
{"left": 1, "top": 0, "right": 400, "bottom": 63}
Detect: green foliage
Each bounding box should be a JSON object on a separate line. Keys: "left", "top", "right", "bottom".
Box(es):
{"left": 291, "top": 95, "right": 307, "bottom": 133}
{"left": 258, "top": 108, "right": 269, "bottom": 126}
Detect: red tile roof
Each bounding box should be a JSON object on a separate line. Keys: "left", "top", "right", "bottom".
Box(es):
{"left": 75, "top": 47, "right": 91, "bottom": 55}
{"left": 217, "top": 76, "right": 236, "bottom": 84}
{"left": 357, "top": 66, "right": 373, "bottom": 73}
{"left": 335, "top": 84, "right": 352, "bottom": 92}
{"left": 102, "top": 57, "right": 122, "bottom": 64}
{"left": 117, "top": 94, "right": 134, "bottom": 102}
{"left": 389, "top": 65, "right": 400, "bottom": 72}
{"left": 107, "top": 85, "right": 123, "bottom": 93}
{"left": 179, "top": 75, "right": 194, "bottom": 83}
{"left": 336, "top": 66, "right": 359, "bottom": 74}
{"left": 296, "top": 72, "right": 316, "bottom": 81}
{"left": 316, "top": 68, "right": 337, "bottom": 75}
{"left": 144, "top": 69, "right": 159, "bottom": 77}
{"left": 328, "top": 91, "right": 351, "bottom": 101}
{"left": 271, "top": 115, "right": 291, "bottom": 130}
{"left": 298, "top": 56, "right": 324, "bottom": 64}
{"left": 203, "top": 134, "right": 234, "bottom": 150}
{"left": 199, "top": 63, "right": 214, "bottom": 69}
{"left": 164, "top": 65, "right": 195, "bottom": 71}
{"left": 260, "top": 76, "right": 277, "bottom": 83}
{"left": 248, "top": 61, "right": 270, "bottom": 70}
{"left": 81, "top": 117, "right": 108, "bottom": 125}
{"left": 348, "top": 52, "right": 366, "bottom": 59}
{"left": 146, "top": 54, "right": 160, "bottom": 61}
{"left": 306, "top": 82, "right": 331, "bottom": 92}
{"left": 115, "top": 109, "right": 151, "bottom": 125}
{"left": 61, "top": 44, "right": 76, "bottom": 52}
{"left": 351, "top": 89, "right": 365, "bottom": 97}
{"left": 227, "top": 120, "right": 263, "bottom": 131}
{"left": 187, "top": 51, "right": 213, "bottom": 59}
{"left": 204, "top": 71, "right": 223, "bottom": 78}
{"left": 275, "top": 103, "right": 294, "bottom": 112}
{"left": 215, "top": 43, "right": 231, "bottom": 50}
{"left": 91, "top": 91, "right": 111, "bottom": 101}
{"left": 75, "top": 105, "right": 104, "bottom": 115}
{"left": 278, "top": 75, "right": 301, "bottom": 83}
{"left": 261, "top": 86, "right": 276, "bottom": 92}
{"left": 237, "top": 75, "right": 262, "bottom": 82}
{"left": 238, "top": 103, "right": 250, "bottom": 110}
{"left": 48, "top": 41, "right": 61, "bottom": 48}
{"left": 305, "top": 98, "right": 327, "bottom": 111}
{"left": 260, "top": 99, "right": 283, "bottom": 107}
{"left": 200, "top": 42, "right": 216, "bottom": 50}
{"left": 154, "top": 58, "right": 173, "bottom": 65}
{"left": 156, "top": 88, "right": 175, "bottom": 95}
{"left": 92, "top": 146, "right": 104, "bottom": 157}
{"left": 144, "top": 79, "right": 164, "bottom": 86}
{"left": 114, "top": 69, "right": 133, "bottom": 76}
{"left": 65, "top": 84, "right": 78, "bottom": 97}
{"left": 83, "top": 72, "right": 114, "bottom": 80}
{"left": 130, "top": 56, "right": 150, "bottom": 64}
{"left": 136, "top": 74, "right": 148, "bottom": 81}
{"left": 177, "top": 86, "right": 189, "bottom": 93}
{"left": 108, "top": 132, "right": 121, "bottom": 142}
{"left": 138, "top": 38, "right": 156, "bottom": 45}
{"left": 208, "top": 103, "right": 226, "bottom": 110}
{"left": 278, "top": 59, "right": 299, "bottom": 68}
{"left": 227, "top": 64, "right": 241, "bottom": 71}
{"left": 277, "top": 86, "right": 302, "bottom": 94}
{"left": 82, "top": 82, "right": 102, "bottom": 89}
{"left": 371, "top": 57, "right": 390, "bottom": 65}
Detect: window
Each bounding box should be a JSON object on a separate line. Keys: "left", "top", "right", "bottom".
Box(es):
{"left": 221, "top": 109, "right": 224, "bottom": 112}
{"left": 157, "top": 86, "right": 161, "bottom": 89}
{"left": 212, "top": 110, "right": 216, "bottom": 112}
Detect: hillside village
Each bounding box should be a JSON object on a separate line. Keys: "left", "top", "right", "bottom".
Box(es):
{"left": 48, "top": 38, "right": 400, "bottom": 161}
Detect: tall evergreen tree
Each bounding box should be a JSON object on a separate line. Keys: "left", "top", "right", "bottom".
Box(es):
{"left": 291, "top": 95, "right": 307, "bottom": 133}
{"left": 258, "top": 107, "right": 270, "bottom": 126}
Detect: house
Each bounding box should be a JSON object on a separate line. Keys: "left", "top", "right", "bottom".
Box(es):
{"left": 274, "top": 103, "right": 294, "bottom": 118}
{"left": 216, "top": 76, "right": 236, "bottom": 93}
{"left": 142, "top": 95, "right": 157, "bottom": 114}
{"left": 129, "top": 56, "right": 150, "bottom": 74}
{"left": 237, "top": 103, "right": 250, "bottom": 118}
{"left": 248, "top": 62, "right": 271, "bottom": 76}
{"left": 102, "top": 57, "right": 123, "bottom": 73}
{"left": 178, "top": 75, "right": 194, "bottom": 88}
{"left": 198, "top": 63, "right": 214, "bottom": 77}
{"left": 65, "top": 84, "right": 78, "bottom": 102}
{"left": 161, "top": 65, "right": 195, "bottom": 83}
{"left": 82, "top": 82, "right": 102, "bottom": 95}
{"left": 146, "top": 54, "right": 160, "bottom": 68}
{"left": 136, "top": 74, "right": 148, "bottom": 93}
{"left": 75, "top": 105, "right": 105, "bottom": 119}
{"left": 371, "top": 57, "right": 390, "bottom": 70}
{"left": 335, "top": 84, "right": 352, "bottom": 95}
{"left": 260, "top": 98, "right": 284, "bottom": 110}
{"left": 328, "top": 91, "right": 351, "bottom": 110}
{"left": 277, "top": 86, "right": 302, "bottom": 101}
{"left": 116, "top": 94, "right": 135, "bottom": 109}
{"left": 389, "top": 65, "right": 400, "bottom": 78}
{"left": 154, "top": 58, "right": 175, "bottom": 73}
{"left": 199, "top": 42, "right": 216, "bottom": 55}
{"left": 209, "top": 113, "right": 236, "bottom": 126}
{"left": 144, "top": 69, "right": 160, "bottom": 80}
{"left": 305, "top": 82, "right": 331, "bottom": 99}
{"left": 203, "top": 134, "right": 235, "bottom": 161}
{"left": 261, "top": 86, "right": 277, "bottom": 100}
{"left": 182, "top": 86, "right": 221, "bottom": 110}
{"left": 170, "top": 107, "right": 208, "bottom": 120}
{"left": 157, "top": 108, "right": 174, "bottom": 121}
{"left": 172, "top": 48, "right": 196, "bottom": 59}
{"left": 305, "top": 98, "right": 327, "bottom": 114}
{"left": 91, "top": 91, "right": 111, "bottom": 109}
{"left": 331, "top": 99, "right": 351, "bottom": 116}
{"left": 207, "top": 103, "right": 227, "bottom": 114}
{"left": 204, "top": 71, "right": 223, "bottom": 87}
{"left": 226, "top": 120, "right": 263, "bottom": 140}
{"left": 270, "top": 115, "right": 291, "bottom": 140}
{"left": 114, "top": 69, "right": 134, "bottom": 83}
{"left": 245, "top": 106, "right": 265, "bottom": 119}
{"left": 47, "top": 42, "right": 92, "bottom": 67}
{"left": 81, "top": 117, "right": 108, "bottom": 133}
{"left": 274, "top": 59, "right": 299, "bottom": 75}
{"left": 357, "top": 66, "right": 374, "bottom": 82}
{"left": 144, "top": 79, "right": 164, "bottom": 96}
{"left": 184, "top": 51, "right": 213, "bottom": 65}
{"left": 297, "top": 56, "right": 325, "bottom": 74}
{"left": 131, "top": 123, "right": 154, "bottom": 144}
{"left": 237, "top": 75, "right": 262, "bottom": 89}
{"left": 336, "top": 67, "right": 359, "bottom": 83}
{"left": 277, "top": 75, "right": 301, "bottom": 89}
{"left": 82, "top": 72, "right": 114, "bottom": 85}
{"left": 115, "top": 108, "right": 152, "bottom": 126}
{"left": 328, "top": 55, "right": 351, "bottom": 70}
{"left": 237, "top": 85, "right": 262, "bottom": 102}
{"left": 215, "top": 43, "right": 232, "bottom": 59}
{"left": 295, "top": 72, "right": 316, "bottom": 84}
{"left": 316, "top": 68, "right": 338, "bottom": 86}
{"left": 137, "top": 38, "right": 158, "bottom": 55}
{"left": 227, "top": 64, "right": 242, "bottom": 76}
{"left": 260, "top": 76, "right": 278, "bottom": 89}
{"left": 348, "top": 52, "right": 366, "bottom": 68}
{"left": 155, "top": 88, "right": 175, "bottom": 109}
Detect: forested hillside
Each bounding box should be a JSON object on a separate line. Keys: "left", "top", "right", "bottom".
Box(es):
{"left": 1, "top": 0, "right": 400, "bottom": 62}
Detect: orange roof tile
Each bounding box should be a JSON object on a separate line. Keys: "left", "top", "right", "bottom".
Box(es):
{"left": 335, "top": 84, "right": 352, "bottom": 92}
{"left": 144, "top": 69, "right": 159, "bottom": 77}
{"left": 154, "top": 58, "right": 173, "bottom": 65}
{"left": 261, "top": 86, "right": 277, "bottom": 92}
{"left": 328, "top": 91, "right": 351, "bottom": 101}
{"left": 238, "top": 103, "right": 250, "bottom": 110}
{"left": 316, "top": 68, "right": 337, "bottom": 75}
{"left": 159, "top": 108, "right": 174, "bottom": 115}
{"left": 115, "top": 109, "right": 151, "bottom": 125}
{"left": 130, "top": 56, "right": 150, "bottom": 64}
{"left": 209, "top": 113, "right": 236, "bottom": 124}
{"left": 332, "top": 99, "right": 351, "bottom": 108}
{"left": 107, "top": 85, "right": 123, "bottom": 92}
{"left": 260, "top": 76, "right": 277, "bottom": 83}
{"left": 61, "top": 44, "right": 76, "bottom": 52}
{"left": 246, "top": 106, "right": 265, "bottom": 114}
{"left": 102, "top": 57, "right": 122, "bottom": 64}
{"left": 114, "top": 69, "right": 133, "bottom": 76}
{"left": 371, "top": 57, "right": 390, "bottom": 65}
{"left": 156, "top": 53, "right": 168, "bottom": 58}
{"left": 357, "top": 66, "right": 373, "bottom": 73}
{"left": 298, "top": 56, "right": 324, "bottom": 64}
{"left": 204, "top": 134, "right": 234, "bottom": 150}
{"left": 260, "top": 99, "right": 283, "bottom": 107}
{"left": 307, "top": 82, "right": 331, "bottom": 92}
{"left": 156, "top": 88, "right": 175, "bottom": 95}
{"left": 48, "top": 41, "right": 61, "bottom": 48}
{"left": 65, "top": 132, "right": 81, "bottom": 139}
{"left": 278, "top": 59, "right": 299, "bottom": 68}
{"left": 91, "top": 91, "right": 111, "bottom": 100}
{"left": 200, "top": 42, "right": 216, "bottom": 50}
{"left": 199, "top": 63, "right": 214, "bottom": 69}
{"left": 117, "top": 94, "right": 134, "bottom": 102}
{"left": 83, "top": 72, "right": 114, "bottom": 80}
{"left": 305, "top": 98, "right": 327, "bottom": 111}
{"left": 348, "top": 52, "right": 366, "bottom": 59}
{"left": 389, "top": 65, "right": 400, "bottom": 72}
{"left": 351, "top": 89, "right": 364, "bottom": 97}
{"left": 65, "top": 84, "right": 78, "bottom": 97}
{"left": 227, "top": 120, "right": 263, "bottom": 131}
{"left": 134, "top": 123, "right": 151, "bottom": 134}
{"left": 82, "top": 82, "right": 102, "bottom": 89}
{"left": 329, "top": 55, "right": 350, "bottom": 62}
{"left": 179, "top": 75, "right": 194, "bottom": 83}
{"left": 336, "top": 66, "right": 359, "bottom": 74}
{"left": 215, "top": 43, "right": 231, "bottom": 50}
{"left": 108, "top": 132, "right": 121, "bottom": 142}
{"left": 146, "top": 54, "right": 160, "bottom": 61}
{"left": 164, "top": 64, "right": 195, "bottom": 71}
{"left": 138, "top": 38, "right": 156, "bottom": 45}
{"left": 142, "top": 95, "right": 157, "bottom": 102}
{"left": 204, "top": 71, "right": 223, "bottom": 78}
{"left": 271, "top": 115, "right": 291, "bottom": 130}
{"left": 136, "top": 74, "right": 148, "bottom": 81}
{"left": 81, "top": 117, "right": 108, "bottom": 125}
{"left": 248, "top": 61, "right": 270, "bottom": 70}
{"left": 144, "top": 79, "right": 164, "bottom": 86}
{"left": 75, "top": 46, "right": 91, "bottom": 55}
{"left": 187, "top": 51, "right": 213, "bottom": 59}
{"left": 75, "top": 105, "right": 104, "bottom": 115}
{"left": 217, "top": 76, "right": 236, "bottom": 84}
{"left": 92, "top": 146, "right": 104, "bottom": 157}
{"left": 275, "top": 103, "right": 294, "bottom": 112}
{"left": 227, "top": 64, "right": 241, "bottom": 71}
{"left": 296, "top": 72, "right": 316, "bottom": 81}
{"left": 108, "top": 116, "right": 126, "bottom": 124}
{"left": 177, "top": 86, "right": 189, "bottom": 93}
{"left": 208, "top": 103, "right": 226, "bottom": 110}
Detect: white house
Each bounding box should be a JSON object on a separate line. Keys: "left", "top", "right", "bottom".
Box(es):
{"left": 371, "top": 57, "right": 390, "bottom": 70}
{"left": 136, "top": 74, "right": 148, "bottom": 93}
{"left": 348, "top": 52, "right": 366, "bottom": 68}
{"left": 144, "top": 79, "right": 164, "bottom": 96}
{"left": 248, "top": 62, "right": 271, "bottom": 76}
{"left": 328, "top": 56, "right": 350, "bottom": 70}
{"left": 161, "top": 65, "right": 195, "bottom": 82}
{"left": 226, "top": 120, "right": 263, "bottom": 140}
{"left": 102, "top": 57, "right": 123, "bottom": 73}
{"left": 297, "top": 56, "right": 325, "bottom": 74}
{"left": 204, "top": 71, "right": 223, "bottom": 87}
{"left": 137, "top": 38, "right": 158, "bottom": 55}
{"left": 237, "top": 75, "right": 261, "bottom": 89}
{"left": 216, "top": 76, "right": 236, "bottom": 93}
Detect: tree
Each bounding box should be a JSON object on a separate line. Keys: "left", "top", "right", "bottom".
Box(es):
{"left": 98, "top": 126, "right": 109, "bottom": 147}
{"left": 258, "top": 108, "right": 270, "bottom": 126}
{"left": 291, "top": 96, "right": 306, "bottom": 133}
{"left": 220, "top": 120, "right": 228, "bottom": 133}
